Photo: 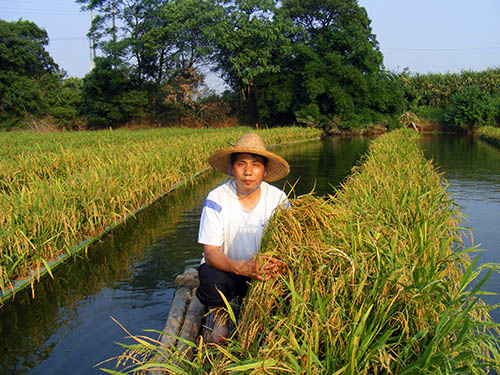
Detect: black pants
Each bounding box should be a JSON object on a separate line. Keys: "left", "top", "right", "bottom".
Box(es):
{"left": 196, "top": 263, "right": 251, "bottom": 307}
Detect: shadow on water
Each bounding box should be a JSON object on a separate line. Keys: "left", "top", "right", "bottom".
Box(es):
{"left": 0, "top": 137, "right": 371, "bottom": 375}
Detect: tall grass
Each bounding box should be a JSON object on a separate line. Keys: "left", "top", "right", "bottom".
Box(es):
{"left": 105, "top": 129, "right": 500, "bottom": 374}
{"left": 0, "top": 127, "right": 321, "bottom": 296}
{"left": 478, "top": 126, "right": 500, "bottom": 148}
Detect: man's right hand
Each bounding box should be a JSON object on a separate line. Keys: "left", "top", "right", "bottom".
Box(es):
{"left": 237, "top": 256, "right": 283, "bottom": 281}
{"left": 204, "top": 244, "right": 283, "bottom": 282}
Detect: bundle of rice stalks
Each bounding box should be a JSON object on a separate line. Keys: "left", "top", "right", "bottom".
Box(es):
{"left": 230, "top": 129, "right": 500, "bottom": 374}
{"left": 104, "top": 129, "right": 499, "bottom": 374}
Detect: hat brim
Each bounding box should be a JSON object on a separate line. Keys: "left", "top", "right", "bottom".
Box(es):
{"left": 208, "top": 147, "right": 290, "bottom": 182}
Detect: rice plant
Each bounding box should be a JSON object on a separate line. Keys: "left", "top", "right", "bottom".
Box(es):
{"left": 103, "top": 129, "right": 500, "bottom": 374}
{"left": 0, "top": 126, "right": 321, "bottom": 298}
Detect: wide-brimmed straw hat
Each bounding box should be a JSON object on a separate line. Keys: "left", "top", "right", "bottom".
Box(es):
{"left": 208, "top": 133, "right": 290, "bottom": 182}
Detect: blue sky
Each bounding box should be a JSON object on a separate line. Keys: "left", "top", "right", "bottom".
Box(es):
{"left": 2, "top": 0, "right": 500, "bottom": 85}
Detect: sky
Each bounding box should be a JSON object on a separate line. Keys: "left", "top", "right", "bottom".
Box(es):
{"left": 2, "top": 0, "right": 500, "bottom": 87}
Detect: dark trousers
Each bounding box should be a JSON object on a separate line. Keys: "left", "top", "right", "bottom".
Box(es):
{"left": 196, "top": 263, "right": 251, "bottom": 307}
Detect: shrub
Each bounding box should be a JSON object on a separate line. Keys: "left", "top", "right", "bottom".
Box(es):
{"left": 443, "top": 87, "right": 498, "bottom": 131}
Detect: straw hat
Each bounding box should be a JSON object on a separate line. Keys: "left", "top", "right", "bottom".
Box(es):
{"left": 208, "top": 134, "right": 290, "bottom": 182}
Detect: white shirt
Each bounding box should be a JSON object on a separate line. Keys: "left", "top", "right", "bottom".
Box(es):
{"left": 198, "top": 180, "right": 289, "bottom": 264}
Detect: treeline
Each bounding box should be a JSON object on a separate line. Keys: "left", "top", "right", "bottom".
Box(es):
{"left": 1, "top": 0, "right": 406, "bottom": 131}
{"left": 0, "top": 20, "right": 84, "bottom": 130}
{"left": 400, "top": 68, "right": 500, "bottom": 132}
{"left": 1, "top": 0, "right": 499, "bottom": 132}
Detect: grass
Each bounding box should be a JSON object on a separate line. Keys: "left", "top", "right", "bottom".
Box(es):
{"left": 104, "top": 129, "right": 500, "bottom": 374}
{"left": 478, "top": 126, "right": 500, "bottom": 148}
{"left": 0, "top": 126, "right": 321, "bottom": 297}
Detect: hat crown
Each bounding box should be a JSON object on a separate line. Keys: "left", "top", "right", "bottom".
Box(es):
{"left": 234, "top": 133, "right": 267, "bottom": 151}
{"left": 208, "top": 133, "right": 290, "bottom": 182}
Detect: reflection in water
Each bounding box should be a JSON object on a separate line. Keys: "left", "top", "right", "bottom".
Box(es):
{"left": 0, "top": 138, "right": 370, "bottom": 375}
{"left": 419, "top": 135, "right": 500, "bottom": 323}
{"left": 420, "top": 134, "right": 500, "bottom": 202}
{"left": 277, "top": 137, "right": 370, "bottom": 197}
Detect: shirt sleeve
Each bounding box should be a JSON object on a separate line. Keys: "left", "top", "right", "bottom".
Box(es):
{"left": 198, "top": 194, "right": 224, "bottom": 247}
{"left": 281, "top": 192, "right": 291, "bottom": 209}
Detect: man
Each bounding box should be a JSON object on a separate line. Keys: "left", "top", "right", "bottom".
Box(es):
{"left": 196, "top": 133, "right": 290, "bottom": 342}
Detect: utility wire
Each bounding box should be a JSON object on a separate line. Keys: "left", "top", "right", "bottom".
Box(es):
{"left": 384, "top": 46, "right": 500, "bottom": 51}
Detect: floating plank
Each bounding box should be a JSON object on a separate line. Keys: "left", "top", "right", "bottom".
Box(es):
{"left": 175, "top": 294, "right": 207, "bottom": 359}
{"left": 151, "top": 268, "right": 202, "bottom": 374}
{"left": 157, "top": 285, "right": 192, "bottom": 351}
{"left": 174, "top": 268, "right": 199, "bottom": 288}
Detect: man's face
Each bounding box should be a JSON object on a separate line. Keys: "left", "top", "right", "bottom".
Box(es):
{"left": 230, "top": 153, "right": 266, "bottom": 193}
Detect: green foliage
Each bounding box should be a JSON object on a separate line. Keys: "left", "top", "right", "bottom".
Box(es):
{"left": 38, "top": 76, "right": 84, "bottom": 129}
{"left": 209, "top": 0, "right": 294, "bottom": 90}
{"left": 253, "top": 0, "right": 406, "bottom": 128}
{"left": 77, "top": 0, "right": 227, "bottom": 127}
{"left": 443, "top": 86, "right": 498, "bottom": 130}
{"left": 400, "top": 68, "right": 500, "bottom": 108}
{"left": 80, "top": 57, "right": 148, "bottom": 128}
{"left": 0, "top": 19, "right": 58, "bottom": 78}
{"left": 0, "top": 19, "right": 61, "bottom": 129}
{"left": 386, "top": 116, "right": 403, "bottom": 130}
{"left": 478, "top": 125, "right": 500, "bottom": 148}
{"left": 414, "top": 105, "right": 445, "bottom": 124}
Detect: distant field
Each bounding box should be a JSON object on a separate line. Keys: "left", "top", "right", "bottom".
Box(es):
{"left": 0, "top": 126, "right": 321, "bottom": 294}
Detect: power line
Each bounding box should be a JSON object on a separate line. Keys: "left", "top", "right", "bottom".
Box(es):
{"left": 384, "top": 46, "right": 500, "bottom": 52}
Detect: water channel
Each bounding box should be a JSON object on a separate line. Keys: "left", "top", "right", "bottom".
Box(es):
{"left": 0, "top": 134, "right": 499, "bottom": 374}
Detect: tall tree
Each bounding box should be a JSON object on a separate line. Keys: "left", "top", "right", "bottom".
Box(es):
{"left": 0, "top": 19, "right": 62, "bottom": 128}
{"left": 77, "top": 0, "right": 214, "bottom": 87}
{"left": 256, "top": 0, "right": 405, "bottom": 127}
{"left": 80, "top": 56, "right": 148, "bottom": 127}
{"left": 77, "top": 0, "right": 168, "bottom": 87}
{"left": 77, "top": 0, "right": 217, "bottom": 125}
{"left": 208, "top": 0, "right": 295, "bottom": 123}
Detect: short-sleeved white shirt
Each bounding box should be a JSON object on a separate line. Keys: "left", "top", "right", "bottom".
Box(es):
{"left": 198, "top": 180, "right": 289, "bottom": 264}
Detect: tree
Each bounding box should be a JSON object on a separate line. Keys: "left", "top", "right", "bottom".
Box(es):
{"left": 77, "top": 0, "right": 213, "bottom": 87}
{"left": 0, "top": 19, "right": 62, "bottom": 128}
{"left": 206, "top": 0, "right": 405, "bottom": 128}
{"left": 77, "top": 0, "right": 167, "bottom": 87}
{"left": 77, "top": 0, "right": 218, "bottom": 125}
{"left": 257, "top": 0, "right": 405, "bottom": 128}
{"left": 46, "top": 77, "right": 85, "bottom": 129}
{"left": 80, "top": 57, "right": 148, "bottom": 128}
{"left": 208, "top": 0, "right": 295, "bottom": 123}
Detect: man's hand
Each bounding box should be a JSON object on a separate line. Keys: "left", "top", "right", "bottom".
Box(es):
{"left": 237, "top": 256, "right": 284, "bottom": 281}
{"left": 203, "top": 244, "right": 285, "bottom": 281}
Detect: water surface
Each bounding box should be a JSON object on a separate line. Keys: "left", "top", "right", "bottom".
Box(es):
{"left": 419, "top": 134, "right": 500, "bottom": 323}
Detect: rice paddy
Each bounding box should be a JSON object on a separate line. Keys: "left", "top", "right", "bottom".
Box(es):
{"left": 0, "top": 126, "right": 321, "bottom": 298}
{"left": 106, "top": 129, "right": 500, "bottom": 374}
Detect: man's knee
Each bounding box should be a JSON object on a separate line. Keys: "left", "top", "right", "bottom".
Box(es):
{"left": 196, "top": 264, "right": 236, "bottom": 307}
{"left": 196, "top": 281, "right": 235, "bottom": 307}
